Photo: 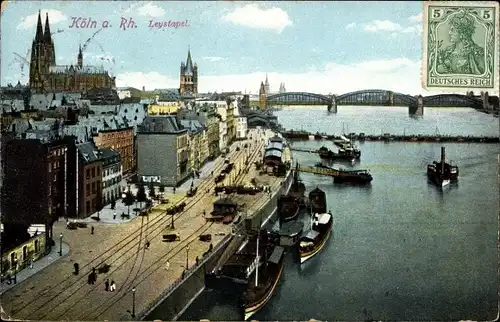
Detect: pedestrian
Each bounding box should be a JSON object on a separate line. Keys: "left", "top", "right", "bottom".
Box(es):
{"left": 88, "top": 273, "right": 92, "bottom": 285}
{"left": 105, "top": 278, "right": 110, "bottom": 291}
{"left": 166, "top": 261, "right": 170, "bottom": 270}
{"left": 113, "top": 211, "right": 117, "bottom": 220}
{"left": 110, "top": 280, "right": 116, "bottom": 292}
{"left": 66, "top": 221, "right": 69, "bottom": 229}
{"left": 145, "top": 240, "right": 150, "bottom": 249}
{"left": 74, "top": 263, "right": 79, "bottom": 275}
{"left": 91, "top": 226, "right": 94, "bottom": 235}
{"left": 29, "top": 257, "right": 34, "bottom": 269}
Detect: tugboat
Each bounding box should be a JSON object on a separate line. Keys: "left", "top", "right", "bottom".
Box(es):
{"left": 334, "top": 169, "right": 373, "bottom": 184}
{"left": 298, "top": 212, "right": 333, "bottom": 264}
{"left": 243, "top": 230, "right": 285, "bottom": 320}
{"left": 288, "top": 166, "right": 306, "bottom": 205}
{"left": 308, "top": 187, "right": 327, "bottom": 214}
{"left": 277, "top": 194, "right": 300, "bottom": 222}
{"left": 427, "top": 147, "right": 459, "bottom": 187}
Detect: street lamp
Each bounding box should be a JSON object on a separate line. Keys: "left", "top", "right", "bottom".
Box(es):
{"left": 127, "top": 287, "right": 136, "bottom": 318}
{"left": 186, "top": 246, "right": 190, "bottom": 269}
{"left": 13, "top": 258, "right": 18, "bottom": 284}
{"left": 59, "top": 233, "right": 63, "bottom": 256}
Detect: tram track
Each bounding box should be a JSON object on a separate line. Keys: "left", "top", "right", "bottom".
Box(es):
{"left": 9, "top": 142, "right": 247, "bottom": 320}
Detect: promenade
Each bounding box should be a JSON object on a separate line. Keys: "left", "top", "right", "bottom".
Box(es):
{"left": 0, "top": 129, "right": 281, "bottom": 321}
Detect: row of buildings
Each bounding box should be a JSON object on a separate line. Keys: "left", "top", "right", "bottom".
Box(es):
{"left": 0, "top": 10, "right": 278, "bottom": 271}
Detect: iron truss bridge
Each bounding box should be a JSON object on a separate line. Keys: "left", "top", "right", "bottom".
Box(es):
{"left": 266, "top": 90, "right": 484, "bottom": 108}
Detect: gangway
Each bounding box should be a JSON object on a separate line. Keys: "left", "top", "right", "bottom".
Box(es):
{"left": 290, "top": 147, "right": 319, "bottom": 154}
{"left": 296, "top": 165, "right": 340, "bottom": 177}
{"left": 211, "top": 232, "right": 246, "bottom": 273}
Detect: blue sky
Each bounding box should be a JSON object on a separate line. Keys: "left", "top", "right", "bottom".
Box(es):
{"left": 2, "top": 1, "right": 427, "bottom": 94}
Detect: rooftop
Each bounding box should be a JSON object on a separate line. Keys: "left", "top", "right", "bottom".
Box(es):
{"left": 138, "top": 116, "right": 186, "bottom": 134}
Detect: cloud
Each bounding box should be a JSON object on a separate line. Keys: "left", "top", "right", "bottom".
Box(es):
{"left": 345, "top": 22, "right": 356, "bottom": 29}
{"left": 136, "top": 2, "right": 166, "bottom": 18}
{"left": 117, "top": 58, "right": 434, "bottom": 95}
{"left": 363, "top": 20, "right": 403, "bottom": 32}
{"left": 202, "top": 56, "right": 225, "bottom": 62}
{"left": 363, "top": 18, "right": 422, "bottom": 35}
{"left": 221, "top": 4, "right": 292, "bottom": 33}
{"left": 17, "top": 9, "right": 68, "bottom": 30}
{"left": 408, "top": 13, "right": 423, "bottom": 24}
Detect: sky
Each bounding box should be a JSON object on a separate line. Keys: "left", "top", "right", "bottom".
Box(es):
{"left": 2, "top": 0, "right": 430, "bottom": 95}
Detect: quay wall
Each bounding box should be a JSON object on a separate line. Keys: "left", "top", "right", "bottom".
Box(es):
{"left": 141, "top": 233, "right": 233, "bottom": 321}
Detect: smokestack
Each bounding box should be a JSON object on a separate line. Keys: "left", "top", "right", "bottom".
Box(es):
{"left": 441, "top": 146, "right": 445, "bottom": 173}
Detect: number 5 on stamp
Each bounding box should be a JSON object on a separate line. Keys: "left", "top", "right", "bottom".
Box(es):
{"left": 422, "top": 1, "right": 499, "bottom": 93}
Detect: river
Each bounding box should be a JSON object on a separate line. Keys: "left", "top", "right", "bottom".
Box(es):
{"left": 179, "top": 106, "right": 498, "bottom": 321}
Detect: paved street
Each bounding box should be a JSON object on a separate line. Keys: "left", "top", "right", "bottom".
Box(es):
{"left": 0, "top": 129, "right": 287, "bottom": 321}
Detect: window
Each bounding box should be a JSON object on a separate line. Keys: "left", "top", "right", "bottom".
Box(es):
{"left": 97, "top": 165, "right": 100, "bottom": 174}
{"left": 86, "top": 184, "right": 90, "bottom": 196}
{"left": 86, "top": 169, "right": 90, "bottom": 179}
{"left": 92, "top": 167, "right": 95, "bottom": 178}
{"left": 92, "top": 182, "right": 96, "bottom": 193}
{"left": 86, "top": 201, "right": 90, "bottom": 214}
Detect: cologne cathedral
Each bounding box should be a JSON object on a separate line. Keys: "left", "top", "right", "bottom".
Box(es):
{"left": 29, "top": 11, "right": 115, "bottom": 93}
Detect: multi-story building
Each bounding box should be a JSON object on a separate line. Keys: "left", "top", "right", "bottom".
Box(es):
{"left": 219, "top": 120, "right": 228, "bottom": 152}
{"left": 92, "top": 126, "right": 134, "bottom": 175}
{"left": 180, "top": 119, "right": 208, "bottom": 171}
{"left": 1, "top": 133, "right": 70, "bottom": 247}
{"left": 179, "top": 49, "right": 198, "bottom": 96}
{"left": 234, "top": 104, "right": 248, "bottom": 139}
{"left": 100, "top": 148, "right": 122, "bottom": 205}
{"left": 137, "top": 116, "right": 191, "bottom": 186}
{"left": 183, "top": 103, "right": 220, "bottom": 159}
{"left": 29, "top": 11, "right": 115, "bottom": 93}
{"left": 77, "top": 142, "right": 103, "bottom": 218}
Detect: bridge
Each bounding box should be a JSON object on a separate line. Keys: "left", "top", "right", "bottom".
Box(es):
{"left": 264, "top": 89, "right": 494, "bottom": 116}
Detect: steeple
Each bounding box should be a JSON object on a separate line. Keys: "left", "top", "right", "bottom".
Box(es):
{"left": 43, "top": 12, "right": 52, "bottom": 42}
{"left": 35, "top": 10, "right": 43, "bottom": 42}
{"left": 259, "top": 81, "right": 265, "bottom": 94}
{"left": 185, "top": 47, "right": 193, "bottom": 74}
{"left": 77, "top": 44, "right": 83, "bottom": 67}
{"left": 265, "top": 74, "right": 269, "bottom": 86}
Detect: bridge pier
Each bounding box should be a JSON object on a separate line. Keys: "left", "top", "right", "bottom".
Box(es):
{"left": 482, "top": 91, "right": 492, "bottom": 110}
{"left": 328, "top": 95, "right": 337, "bottom": 113}
{"left": 409, "top": 95, "right": 424, "bottom": 116}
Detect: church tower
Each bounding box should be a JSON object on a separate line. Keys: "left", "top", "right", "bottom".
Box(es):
{"left": 259, "top": 81, "right": 267, "bottom": 110}
{"left": 29, "top": 11, "right": 56, "bottom": 90}
{"left": 264, "top": 74, "right": 270, "bottom": 93}
{"left": 77, "top": 44, "right": 83, "bottom": 68}
{"left": 179, "top": 48, "right": 198, "bottom": 95}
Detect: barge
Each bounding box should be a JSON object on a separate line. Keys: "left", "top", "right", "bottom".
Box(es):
{"left": 427, "top": 146, "right": 459, "bottom": 187}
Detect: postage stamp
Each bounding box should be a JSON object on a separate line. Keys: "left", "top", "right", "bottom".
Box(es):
{"left": 422, "top": 1, "right": 500, "bottom": 93}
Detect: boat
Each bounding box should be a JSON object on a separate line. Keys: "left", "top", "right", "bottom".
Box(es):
{"left": 334, "top": 169, "right": 373, "bottom": 184}
{"left": 287, "top": 167, "right": 306, "bottom": 205}
{"left": 427, "top": 147, "right": 459, "bottom": 187}
{"left": 318, "top": 146, "right": 358, "bottom": 161}
{"left": 277, "top": 194, "right": 300, "bottom": 222}
{"left": 308, "top": 187, "right": 327, "bottom": 214}
{"left": 243, "top": 231, "right": 285, "bottom": 320}
{"left": 298, "top": 212, "right": 333, "bottom": 264}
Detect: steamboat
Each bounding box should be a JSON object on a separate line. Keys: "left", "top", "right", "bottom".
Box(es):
{"left": 277, "top": 169, "right": 305, "bottom": 221}
{"left": 298, "top": 212, "right": 333, "bottom": 264}
{"left": 317, "top": 146, "right": 357, "bottom": 162}
{"left": 308, "top": 187, "right": 327, "bottom": 214}
{"left": 315, "top": 163, "right": 373, "bottom": 185}
{"left": 242, "top": 230, "right": 285, "bottom": 320}
{"left": 427, "top": 146, "right": 459, "bottom": 187}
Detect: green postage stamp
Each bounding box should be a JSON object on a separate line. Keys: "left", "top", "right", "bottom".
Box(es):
{"left": 422, "top": 1, "right": 499, "bottom": 93}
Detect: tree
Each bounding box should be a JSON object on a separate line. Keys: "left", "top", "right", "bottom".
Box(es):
{"left": 136, "top": 184, "right": 148, "bottom": 208}
{"left": 159, "top": 184, "right": 165, "bottom": 193}
{"left": 110, "top": 199, "right": 116, "bottom": 210}
{"left": 96, "top": 199, "right": 104, "bottom": 220}
{"left": 148, "top": 184, "right": 156, "bottom": 200}
{"left": 122, "top": 190, "right": 136, "bottom": 216}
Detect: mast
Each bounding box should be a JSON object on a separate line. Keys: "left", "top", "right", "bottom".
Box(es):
{"left": 255, "top": 229, "right": 260, "bottom": 287}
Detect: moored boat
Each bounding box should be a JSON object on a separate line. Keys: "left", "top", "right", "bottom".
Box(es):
{"left": 298, "top": 212, "right": 333, "bottom": 264}
{"left": 334, "top": 169, "right": 373, "bottom": 184}
{"left": 308, "top": 187, "right": 327, "bottom": 214}
{"left": 427, "top": 147, "right": 459, "bottom": 187}
{"left": 277, "top": 194, "right": 300, "bottom": 222}
{"left": 243, "top": 233, "right": 284, "bottom": 320}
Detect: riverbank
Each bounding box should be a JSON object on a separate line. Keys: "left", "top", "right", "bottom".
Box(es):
{"left": 281, "top": 130, "right": 499, "bottom": 143}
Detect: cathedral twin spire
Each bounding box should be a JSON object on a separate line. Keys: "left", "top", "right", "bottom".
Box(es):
{"left": 35, "top": 10, "right": 53, "bottom": 43}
